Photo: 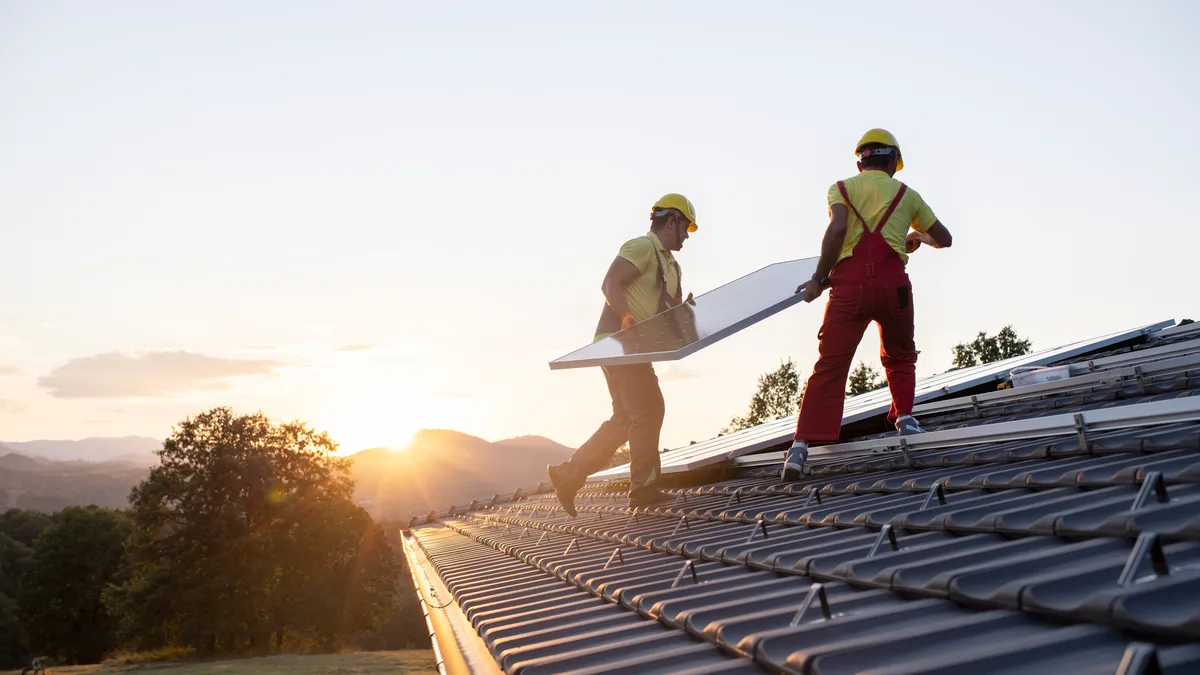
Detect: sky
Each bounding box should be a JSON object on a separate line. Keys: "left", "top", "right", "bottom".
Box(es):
{"left": 1, "top": 1, "right": 1198, "bottom": 455}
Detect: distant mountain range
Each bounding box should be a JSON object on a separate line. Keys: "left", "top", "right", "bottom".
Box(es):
{"left": 0, "top": 437, "right": 161, "bottom": 465}
{"left": 0, "top": 432, "right": 574, "bottom": 520}
{"left": 0, "top": 451, "right": 150, "bottom": 512}
{"left": 348, "top": 430, "right": 575, "bottom": 522}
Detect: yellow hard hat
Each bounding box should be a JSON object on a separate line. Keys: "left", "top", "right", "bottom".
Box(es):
{"left": 854, "top": 128, "right": 904, "bottom": 171}
{"left": 651, "top": 193, "right": 698, "bottom": 232}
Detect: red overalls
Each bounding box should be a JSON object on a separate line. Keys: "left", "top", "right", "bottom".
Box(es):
{"left": 794, "top": 181, "right": 918, "bottom": 443}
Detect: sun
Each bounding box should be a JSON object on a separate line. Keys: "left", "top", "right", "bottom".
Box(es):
{"left": 331, "top": 403, "right": 421, "bottom": 453}
{"left": 321, "top": 390, "right": 473, "bottom": 454}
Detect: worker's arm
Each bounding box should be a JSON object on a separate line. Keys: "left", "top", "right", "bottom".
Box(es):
{"left": 601, "top": 256, "right": 641, "bottom": 327}
{"left": 925, "top": 221, "right": 952, "bottom": 247}
{"left": 796, "top": 204, "right": 848, "bottom": 302}
{"left": 905, "top": 190, "right": 952, "bottom": 252}
{"left": 906, "top": 220, "right": 953, "bottom": 252}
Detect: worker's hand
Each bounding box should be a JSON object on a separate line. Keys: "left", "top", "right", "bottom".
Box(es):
{"left": 684, "top": 292, "right": 695, "bottom": 306}
{"left": 620, "top": 312, "right": 637, "bottom": 330}
{"left": 905, "top": 232, "right": 923, "bottom": 253}
{"left": 796, "top": 279, "right": 824, "bottom": 303}
{"left": 906, "top": 231, "right": 935, "bottom": 253}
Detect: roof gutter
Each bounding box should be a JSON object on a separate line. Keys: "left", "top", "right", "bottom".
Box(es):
{"left": 401, "top": 529, "right": 503, "bottom": 675}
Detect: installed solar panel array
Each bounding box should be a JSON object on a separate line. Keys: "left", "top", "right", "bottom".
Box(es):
{"left": 589, "top": 319, "right": 1174, "bottom": 481}
{"left": 911, "top": 339, "right": 1200, "bottom": 418}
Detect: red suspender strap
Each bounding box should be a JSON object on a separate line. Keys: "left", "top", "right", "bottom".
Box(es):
{"left": 877, "top": 184, "right": 908, "bottom": 230}
{"left": 835, "top": 181, "right": 909, "bottom": 233}
{"left": 836, "top": 181, "right": 870, "bottom": 233}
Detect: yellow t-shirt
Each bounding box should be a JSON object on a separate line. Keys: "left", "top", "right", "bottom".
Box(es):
{"left": 827, "top": 170, "right": 938, "bottom": 264}
{"left": 615, "top": 232, "right": 680, "bottom": 323}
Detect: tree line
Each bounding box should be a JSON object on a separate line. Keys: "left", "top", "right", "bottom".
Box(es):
{"left": 724, "top": 325, "right": 1032, "bottom": 432}
{"left": 0, "top": 407, "right": 428, "bottom": 670}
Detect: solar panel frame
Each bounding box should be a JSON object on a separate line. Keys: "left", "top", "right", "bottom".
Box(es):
{"left": 912, "top": 339, "right": 1200, "bottom": 416}
{"left": 1155, "top": 320, "right": 1200, "bottom": 339}
{"left": 587, "top": 318, "right": 1174, "bottom": 481}
{"left": 548, "top": 257, "right": 818, "bottom": 370}
{"left": 1060, "top": 336, "right": 1200, "bottom": 373}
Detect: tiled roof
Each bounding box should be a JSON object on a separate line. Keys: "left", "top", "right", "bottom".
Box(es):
{"left": 404, "top": 319, "right": 1200, "bottom": 674}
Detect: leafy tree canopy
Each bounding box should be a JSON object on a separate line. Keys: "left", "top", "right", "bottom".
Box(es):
{"left": 952, "top": 325, "right": 1032, "bottom": 368}
{"left": 105, "top": 407, "right": 400, "bottom": 655}
{"left": 846, "top": 362, "right": 887, "bottom": 397}
{"left": 19, "top": 506, "right": 132, "bottom": 664}
{"left": 725, "top": 358, "right": 806, "bottom": 434}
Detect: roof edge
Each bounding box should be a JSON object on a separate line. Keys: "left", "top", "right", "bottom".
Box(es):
{"left": 401, "top": 529, "right": 503, "bottom": 675}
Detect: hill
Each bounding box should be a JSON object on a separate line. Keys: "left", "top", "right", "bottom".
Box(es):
{"left": 348, "top": 430, "right": 574, "bottom": 521}
{"left": 0, "top": 453, "right": 50, "bottom": 472}
{"left": 0, "top": 431, "right": 572, "bottom": 518}
{"left": 0, "top": 454, "right": 149, "bottom": 511}
{"left": 0, "top": 436, "right": 161, "bottom": 465}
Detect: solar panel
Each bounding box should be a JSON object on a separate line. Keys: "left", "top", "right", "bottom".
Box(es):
{"left": 1155, "top": 320, "right": 1200, "bottom": 339}
{"left": 912, "top": 337, "right": 1200, "bottom": 416}
{"left": 549, "top": 258, "right": 818, "bottom": 370}
{"left": 587, "top": 318, "right": 1174, "bottom": 481}
{"left": 732, "top": 393, "right": 1200, "bottom": 467}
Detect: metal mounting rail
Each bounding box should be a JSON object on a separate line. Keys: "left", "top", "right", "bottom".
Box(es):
{"left": 737, "top": 395, "right": 1200, "bottom": 463}
{"left": 913, "top": 349, "right": 1200, "bottom": 416}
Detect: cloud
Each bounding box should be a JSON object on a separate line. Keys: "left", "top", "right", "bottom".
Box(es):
{"left": 0, "top": 399, "right": 27, "bottom": 413}
{"left": 659, "top": 364, "right": 701, "bottom": 382}
{"left": 335, "top": 344, "right": 376, "bottom": 352}
{"left": 38, "top": 351, "right": 284, "bottom": 399}
{"left": 0, "top": 366, "right": 21, "bottom": 376}
{"left": 429, "top": 390, "right": 473, "bottom": 399}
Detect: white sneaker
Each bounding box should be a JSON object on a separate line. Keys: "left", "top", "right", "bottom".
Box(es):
{"left": 896, "top": 415, "right": 924, "bottom": 435}
{"left": 781, "top": 441, "right": 808, "bottom": 481}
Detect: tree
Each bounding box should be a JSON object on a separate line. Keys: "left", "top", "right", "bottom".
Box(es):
{"left": 272, "top": 498, "right": 398, "bottom": 650}
{"left": 604, "top": 442, "right": 674, "bottom": 468}
{"left": 606, "top": 442, "right": 630, "bottom": 468}
{"left": 0, "top": 589, "right": 22, "bottom": 669}
{"left": 0, "top": 510, "right": 53, "bottom": 548}
{"left": 0, "top": 533, "right": 33, "bottom": 600}
{"left": 18, "top": 506, "right": 132, "bottom": 665}
{"left": 0, "top": 531, "right": 33, "bottom": 668}
{"left": 846, "top": 362, "right": 886, "bottom": 397}
{"left": 106, "top": 407, "right": 400, "bottom": 655}
{"left": 368, "top": 528, "right": 432, "bottom": 650}
{"left": 952, "top": 325, "right": 1032, "bottom": 368}
{"left": 725, "top": 359, "right": 806, "bottom": 433}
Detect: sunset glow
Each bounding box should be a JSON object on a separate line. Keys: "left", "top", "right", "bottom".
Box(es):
{"left": 1, "top": 2, "right": 1197, "bottom": 457}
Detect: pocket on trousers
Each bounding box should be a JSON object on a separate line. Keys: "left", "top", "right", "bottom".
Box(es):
{"left": 828, "top": 285, "right": 864, "bottom": 316}
{"left": 896, "top": 286, "right": 909, "bottom": 311}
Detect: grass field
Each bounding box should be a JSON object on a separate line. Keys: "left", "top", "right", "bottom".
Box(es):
{"left": 2, "top": 650, "right": 438, "bottom": 675}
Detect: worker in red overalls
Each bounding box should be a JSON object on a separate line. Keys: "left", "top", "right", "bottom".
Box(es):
{"left": 784, "top": 129, "right": 954, "bottom": 480}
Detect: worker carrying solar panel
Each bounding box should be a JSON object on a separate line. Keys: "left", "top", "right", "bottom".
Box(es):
{"left": 783, "top": 129, "right": 954, "bottom": 481}
{"left": 547, "top": 194, "right": 698, "bottom": 515}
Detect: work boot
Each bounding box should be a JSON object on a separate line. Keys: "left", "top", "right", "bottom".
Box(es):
{"left": 546, "top": 464, "right": 578, "bottom": 517}
{"left": 628, "top": 486, "right": 673, "bottom": 509}
{"left": 781, "top": 441, "right": 808, "bottom": 482}
{"left": 896, "top": 415, "right": 924, "bottom": 436}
